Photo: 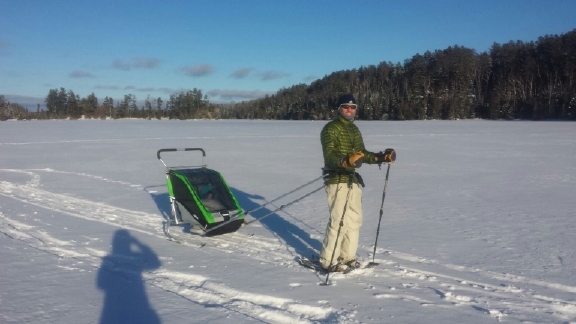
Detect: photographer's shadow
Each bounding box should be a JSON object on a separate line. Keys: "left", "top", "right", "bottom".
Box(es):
{"left": 97, "top": 229, "right": 162, "bottom": 324}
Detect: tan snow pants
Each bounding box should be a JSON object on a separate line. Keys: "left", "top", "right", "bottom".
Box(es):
{"left": 319, "top": 182, "right": 363, "bottom": 269}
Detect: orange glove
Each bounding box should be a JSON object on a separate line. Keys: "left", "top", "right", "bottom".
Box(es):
{"left": 342, "top": 152, "right": 364, "bottom": 168}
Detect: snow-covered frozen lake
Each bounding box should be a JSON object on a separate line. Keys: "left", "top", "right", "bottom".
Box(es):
{"left": 1, "top": 119, "right": 575, "bottom": 323}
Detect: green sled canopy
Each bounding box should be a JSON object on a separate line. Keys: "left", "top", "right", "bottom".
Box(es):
{"left": 166, "top": 167, "right": 244, "bottom": 236}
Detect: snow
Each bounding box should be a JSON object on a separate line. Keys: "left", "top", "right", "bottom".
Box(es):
{"left": 1, "top": 119, "right": 575, "bottom": 323}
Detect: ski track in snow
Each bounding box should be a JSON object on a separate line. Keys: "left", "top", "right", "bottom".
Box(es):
{"left": 2, "top": 168, "right": 576, "bottom": 322}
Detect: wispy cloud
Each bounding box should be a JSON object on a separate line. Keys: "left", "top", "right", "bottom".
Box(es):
{"left": 207, "top": 89, "right": 273, "bottom": 101}
{"left": 94, "top": 85, "right": 188, "bottom": 95}
{"left": 230, "top": 68, "right": 254, "bottom": 79}
{"left": 179, "top": 64, "right": 214, "bottom": 77}
{"left": 112, "top": 57, "right": 162, "bottom": 71}
{"left": 303, "top": 75, "right": 318, "bottom": 82}
{"left": 156, "top": 87, "right": 175, "bottom": 94}
{"left": 95, "top": 85, "right": 121, "bottom": 90}
{"left": 112, "top": 60, "right": 132, "bottom": 71}
{"left": 133, "top": 57, "right": 161, "bottom": 69}
{"left": 158, "top": 88, "right": 174, "bottom": 94}
{"left": 135, "top": 87, "right": 156, "bottom": 92}
{"left": 159, "top": 87, "right": 188, "bottom": 94}
{"left": 122, "top": 86, "right": 157, "bottom": 93}
{"left": 69, "top": 71, "right": 94, "bottom": 78}
{"left": 230, "top": 68, "right": 290, "bottom": 81}
{"left": 260, "top": 70, "right": 290, "bottom": 81}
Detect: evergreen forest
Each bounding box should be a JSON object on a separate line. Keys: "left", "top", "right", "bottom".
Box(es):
{"left": 2, "top": 29, "right": 575, "bottom": 121}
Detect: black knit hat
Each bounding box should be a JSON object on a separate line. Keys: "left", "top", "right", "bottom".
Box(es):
{"left": 337, "top": 94, "right": 357, "bottom": 106}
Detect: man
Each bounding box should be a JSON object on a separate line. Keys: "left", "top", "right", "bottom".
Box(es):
{"left": 319, "top": 94, "right": 395, "bottom": 272}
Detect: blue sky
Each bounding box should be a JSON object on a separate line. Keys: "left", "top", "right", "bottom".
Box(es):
{"left": 1, "top": 0, "right": 575, "bottom": 108}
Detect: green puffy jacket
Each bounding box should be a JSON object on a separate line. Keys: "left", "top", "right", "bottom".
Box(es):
{"left": 321, "top": 116, "right": 377, "bottom": 185}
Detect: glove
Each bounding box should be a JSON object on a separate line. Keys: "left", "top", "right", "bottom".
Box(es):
{"left": 375, "top": 148, "right": 396, "bottom": 164}
{"left": 341, "top": 152, "right": 364, "bottom": 168}
{"left": 383, "top": 148, "right": 396, "bottom": 162}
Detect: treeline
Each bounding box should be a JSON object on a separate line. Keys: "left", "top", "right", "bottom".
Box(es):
{"left": 0, "top": 88, "right": 229, "bottom": 120}
{"left": 2, "top": 29, "right": 575, "bottom": 121}
{"left": 226, "top": 29, "right": 576, "bottom": 121}
{"left": 0, "top": 95, "right": 30, "bottom": 121}
{"left": 38, "top": 88, "right": 223, "bottom": 120}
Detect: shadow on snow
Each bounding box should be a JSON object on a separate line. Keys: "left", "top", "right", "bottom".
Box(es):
{"left": 97, "top": 229, "right": 162, "bottom": 324}
{"left": 230, "top": 187, "right": 323, "bottom": 258}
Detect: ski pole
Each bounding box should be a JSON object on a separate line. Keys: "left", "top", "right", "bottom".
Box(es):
{"left": 323, "top": 174, "right": 354, "bottom": 286}
{"left": 367, "top": 162, "right": 391, "bottom": 268}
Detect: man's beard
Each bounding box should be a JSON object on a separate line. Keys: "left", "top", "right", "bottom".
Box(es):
{"left": 339, "top": 109, "right": 356, "bottom": 121}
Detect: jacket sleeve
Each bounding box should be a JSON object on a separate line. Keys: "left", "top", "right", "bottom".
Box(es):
{"left": 356, "top": 126, "right": 377, "bottom": 165}
{"left": 321, "top": 124, "right": 349, "bottom": 171}
{"left": 361, "top": 149, "right": 377, "bottom": 165}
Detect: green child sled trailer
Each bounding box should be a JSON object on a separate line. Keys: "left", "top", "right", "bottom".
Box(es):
{"left": 157, "top": 147, "right": 330, "bottom": 238}
{"left": 157, "top": 148, "right": 245, "bottom": 236}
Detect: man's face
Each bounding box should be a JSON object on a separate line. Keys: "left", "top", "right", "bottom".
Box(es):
{"left": 339, "top": 104, "right": 357, "bottom": 120}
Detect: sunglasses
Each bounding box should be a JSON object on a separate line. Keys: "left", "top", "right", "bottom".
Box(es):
{"left": 340, "top": 104, "right": 357, "bottom": 110}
